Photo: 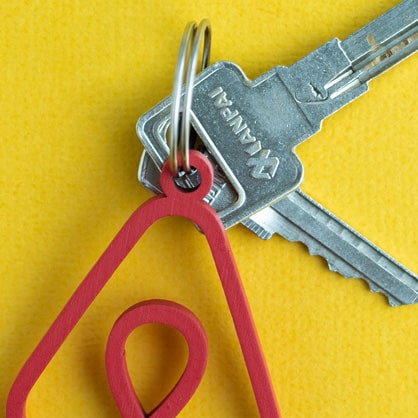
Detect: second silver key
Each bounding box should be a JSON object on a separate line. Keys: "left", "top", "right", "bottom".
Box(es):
{"left": 244, "top": 190, "right": 418, "bottom": 306}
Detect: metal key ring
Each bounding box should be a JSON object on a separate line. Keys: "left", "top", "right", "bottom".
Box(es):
{"left": 169, "top": 19, "right": 211, "bottom": 175}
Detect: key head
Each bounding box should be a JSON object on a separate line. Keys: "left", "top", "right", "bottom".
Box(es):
{"left": 137, "top": 61, "right": 309, "bottom": 228}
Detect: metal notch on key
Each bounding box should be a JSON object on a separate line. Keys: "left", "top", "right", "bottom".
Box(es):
{"left": 137, "top": 0, "right": 417, "bottom": 306}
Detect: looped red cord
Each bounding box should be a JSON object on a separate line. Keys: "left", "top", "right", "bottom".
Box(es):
{"left": 7, "top": 151, "right": 281, "bottom": 418}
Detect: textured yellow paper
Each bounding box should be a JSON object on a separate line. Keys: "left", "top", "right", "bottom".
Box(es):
{"left": 1, "top": 1, "right": 417, "bottom": 417}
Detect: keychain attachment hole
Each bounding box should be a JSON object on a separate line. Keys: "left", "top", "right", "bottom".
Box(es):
{"left": 173, "top": 166, "right": 202, "bottom": 192}
{"left": 161, "top": 151, "right": 213, "bottom": 201}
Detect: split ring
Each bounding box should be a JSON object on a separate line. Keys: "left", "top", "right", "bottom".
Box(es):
{"left": 169, "top": 19, "right": 211, "bottom": 175}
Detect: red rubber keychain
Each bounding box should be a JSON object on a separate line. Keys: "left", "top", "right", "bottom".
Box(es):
{"left": 7, "top": 20, "right": 281, "bottom": 418}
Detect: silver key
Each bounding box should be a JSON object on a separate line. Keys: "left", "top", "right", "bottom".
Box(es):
{"left": 138, "top": 0, "right": 417, "bottom": 228}
{"left": 244, "top": 191, "right": 418, "bottom": 306}
{"left": 137, "top": 0, "right": 418, "bottom": 305}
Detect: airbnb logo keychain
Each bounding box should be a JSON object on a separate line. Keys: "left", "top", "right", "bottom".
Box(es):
{"left": 7, "top": 20, "right": 281, "bottom": 418}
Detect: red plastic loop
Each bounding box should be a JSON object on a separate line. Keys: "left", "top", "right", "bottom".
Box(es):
{"left": 160, "top": 151, "right": 213, "bottom": 201}
{"left": 7, "top": 150, "right": 280, "bottom": 418}
{"left": 106, "top": 300, "right": 208, "bottom": 418}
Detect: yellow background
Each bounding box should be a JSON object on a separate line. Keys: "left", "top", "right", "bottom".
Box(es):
{"left": 1, "top": 0, "right": 417, "bottom": 417}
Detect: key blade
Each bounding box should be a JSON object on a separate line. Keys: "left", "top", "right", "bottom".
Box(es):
{"left": 244, "top": 189, "right": 418, "bottom": 306}
{"left": 285, "top": 0, "right": 417, "bottom": 113}
{"left": 342, "top": 0, "right": 417, "bottom": 74}
{"left": 330, "top": 0, "right": 418, "bottom": 97}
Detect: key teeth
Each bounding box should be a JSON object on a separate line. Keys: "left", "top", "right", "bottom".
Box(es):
{"left": 280, "top": 233, "right": 401, "bottom": 305}
{"left": 364, "top": 282, "right": 401, "bottom": 307}
{"left": 368, "top": 283, "right": 380, "bottom": 294}
{"left": 322, "top": 251, "right": 401, "bottom": 305}
{"left": 388, "top": 298, "right": 401, "bottom": 308}
{"left": 242, "top": 219, "right": 273, "bottom": 240}
{"left": 317, "top": 252, "right": 404, "bottom": 306}
{"left": 246, "top": 193, "right": 418, "bottom": 306}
